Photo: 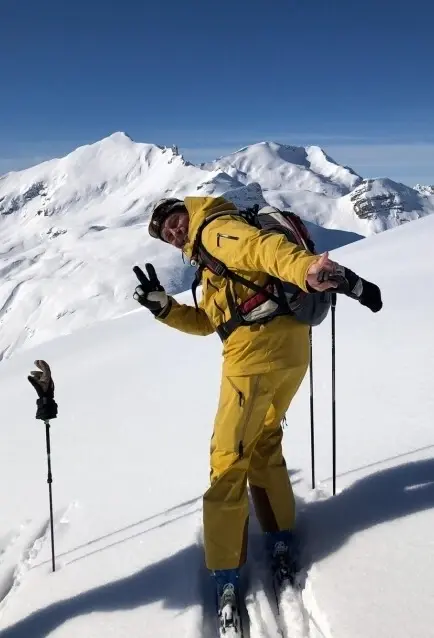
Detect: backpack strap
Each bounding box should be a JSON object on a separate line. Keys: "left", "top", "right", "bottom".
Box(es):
{"left": 190, "top": 210, "right": 240, "bottom": 311}
{"left": 196, "top": 242, "right": 283, "bottom": 306}
{"left": 190, "top": 208, "right": 290, "bottom": 339}
{"left": 192, "top": 209, "right": 284, "bottom": 302}
{"left": 191, "top": 265, "right": 204, "bottom": 311}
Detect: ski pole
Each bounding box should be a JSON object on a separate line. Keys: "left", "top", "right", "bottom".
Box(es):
{"left": 331, "top": 294, "right": 337, "bottom": 495}
{"left": 44, "top": 419, "right": 56, "bottom": 571}
{"left": 309, "top": 328, "right": 316, "bottom": 490}
{"left": 28, "top": 360, "right": 59, "bottom": 572}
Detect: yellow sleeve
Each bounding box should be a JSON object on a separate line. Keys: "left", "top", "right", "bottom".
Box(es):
{"left": 201, "top": 213, "right": 318, "bottom": 293}
{"left": 156, "top": 297, "right": 214, "bottom": 336}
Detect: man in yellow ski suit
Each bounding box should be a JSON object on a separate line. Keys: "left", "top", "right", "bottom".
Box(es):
{"left": 133, "top": 195, "right": 381, "bottom": 600}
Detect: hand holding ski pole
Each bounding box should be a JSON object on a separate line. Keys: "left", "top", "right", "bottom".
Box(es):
{"left": 28, "top": 360, "right": 58, "bottom": 420}
{"left": 307, "top": 252, "right": 383, "bottom": 313}
{"left": 306, "top": 252, "right": 339, "bottom": 292}
{"left": 133, "top": 264, "right": 170, "bottom": 316}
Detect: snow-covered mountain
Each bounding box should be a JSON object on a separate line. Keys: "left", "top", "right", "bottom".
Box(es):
{"left": 1, "top": 132, "right": 433, "bottom": 359}
{"left": 414, "top": 183, "right": 434, "bottom": 196}
{"left": 0, "top": 214, "right": 434, "bottom": 638}
{"left": 202, "top": 142, "right": 361, "bottom": 196}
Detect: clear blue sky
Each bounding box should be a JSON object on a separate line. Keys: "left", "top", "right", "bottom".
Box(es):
{"left": 2, "top": 0, "right": 434, "bottom": 185}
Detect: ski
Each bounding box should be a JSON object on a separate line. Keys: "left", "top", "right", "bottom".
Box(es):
{"left": 271, "top": 569, "right": 308, "bottom": 638}
{"left": 271, "top": 556, "right": 300, "bottom": 609}
{"left": 269, "top": 540, "right": 299, "bottom": 611}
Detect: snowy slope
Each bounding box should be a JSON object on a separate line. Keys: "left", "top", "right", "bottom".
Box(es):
{"left": 0, "top": 214, "right": 433, "bottom": 638}
{"left": 1, "top": 133, "right": 433, "bottom": 360}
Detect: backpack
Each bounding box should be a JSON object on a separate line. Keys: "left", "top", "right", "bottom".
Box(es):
{"left": 190, "top": 205, "right": 331, "bottom": 341}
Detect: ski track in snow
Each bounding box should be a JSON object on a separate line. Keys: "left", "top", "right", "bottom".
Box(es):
{"left": 59, "top": 497, "right": 202, "bottom": 568}
{"left": 0, "top": 492, "right": 335, "bottom": 638}
{"left": 0, "top": 526, "right": 28, "bottom": 565}
{"left": 302, "top": 578, "right": 334, "bottom": 638}
{"left": 0, "top": 502, "right": 76, "bottom": 618}
{"left": 246, "top": 582, "right": 283, "bottom": 638}
{"left": 243, "top": 484, "right": 335, "bottom": 638}
{"left": 245, "top": 560, "right": 333, "bottom": 638}
{"left": 246, "top": 561, "right": 306, "bottom": 638}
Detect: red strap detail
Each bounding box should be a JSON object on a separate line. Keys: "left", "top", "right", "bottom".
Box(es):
{"left": 238, "top": 283, "right": 274, "bottom": 315}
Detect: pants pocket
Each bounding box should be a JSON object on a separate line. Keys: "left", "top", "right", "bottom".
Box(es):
{"left": 226, "top": 376, "right": 245, "bottom": 407}
{"left": 212, "top": 375, "right": 262, "bottom": 459}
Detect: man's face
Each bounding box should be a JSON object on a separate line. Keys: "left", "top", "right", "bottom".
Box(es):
{"left": 161, "top": 210, "right": 189, "bottom": 249}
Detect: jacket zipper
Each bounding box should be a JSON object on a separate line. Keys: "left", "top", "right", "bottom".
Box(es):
{"left": 217, "top": 233, "right": 239, "bottom": 247}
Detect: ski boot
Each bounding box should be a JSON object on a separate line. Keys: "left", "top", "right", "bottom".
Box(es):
{"left": 266, "top": 530, "right": 299, "bottom": 590}
{"left": 213, "top": 568, "right": 242, "bottom": 635}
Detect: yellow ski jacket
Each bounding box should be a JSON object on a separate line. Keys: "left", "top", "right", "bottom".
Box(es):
{"left": 157, "top": 196, "right": 319, "bottom": 375}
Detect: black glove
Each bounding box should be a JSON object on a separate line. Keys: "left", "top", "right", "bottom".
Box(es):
{"left": 28, "top": 360, "right": 58, "bottom": 420}
{"left": 133, "top": 264, "right": 170, "bottom": 317}
{"left": 319, "top": 265, "right": 383, "bottom": 313}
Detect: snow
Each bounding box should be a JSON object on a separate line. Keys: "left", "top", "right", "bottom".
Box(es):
{"left": 1, "top": 133, "right": 433, "bottom": 360}
{"left": 0, "top": 212, "right": 434, "bottom": 638}
{"left": 414, "top": 183, "right": 434, "bottom": 196}
{"left": 203, "top": 142, "right": 361, "bottom": 196}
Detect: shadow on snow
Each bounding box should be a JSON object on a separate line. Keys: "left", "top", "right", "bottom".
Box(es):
{"left": 1, "top": 457, "right": 434, "bottom": 637}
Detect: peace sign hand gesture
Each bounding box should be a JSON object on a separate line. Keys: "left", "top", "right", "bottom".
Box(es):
{"left": 133, "top": 264, "right": 170, "bottom": 316}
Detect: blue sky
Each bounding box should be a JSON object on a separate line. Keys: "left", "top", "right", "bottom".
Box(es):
{"left": 1, "top": 0, "right": 433, "bottom": 185}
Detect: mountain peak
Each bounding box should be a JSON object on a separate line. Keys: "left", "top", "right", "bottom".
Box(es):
{"left": 101, "top": 131, "right": 135, "bottom": 144}
{"left": 0, "top": 135, "right": 433, "bottom": 358}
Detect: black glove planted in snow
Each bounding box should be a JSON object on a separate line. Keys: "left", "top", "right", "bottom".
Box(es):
{"left": 133, "top": 264, "right": 170, "bottom": 317}
{"left": 319, "top": 265, "right": 383, "bottom": 313}
{"left": 28, "top": 360, "right": 58, "bottom": 420}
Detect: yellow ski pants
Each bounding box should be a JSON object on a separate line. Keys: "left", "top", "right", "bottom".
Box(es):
{"left": 203, "top": 364, "right": 307, "bottom": 571}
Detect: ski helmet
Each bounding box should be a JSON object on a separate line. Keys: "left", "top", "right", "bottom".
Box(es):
{"left": 148, "top": 198, "right": 186, "bottom": 241}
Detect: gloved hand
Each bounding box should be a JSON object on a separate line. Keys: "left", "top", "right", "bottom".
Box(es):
{"left": 133, "top": 264, "right": 170, "bottom": 317}
{"left": 318, "top": 265, "right": 383, "bottom": 313}
{"left": 28, "top": 360, "right": 58, "bottom": 420}
{"left": 306, "top": 252, "right": 382, "bottom": 313}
